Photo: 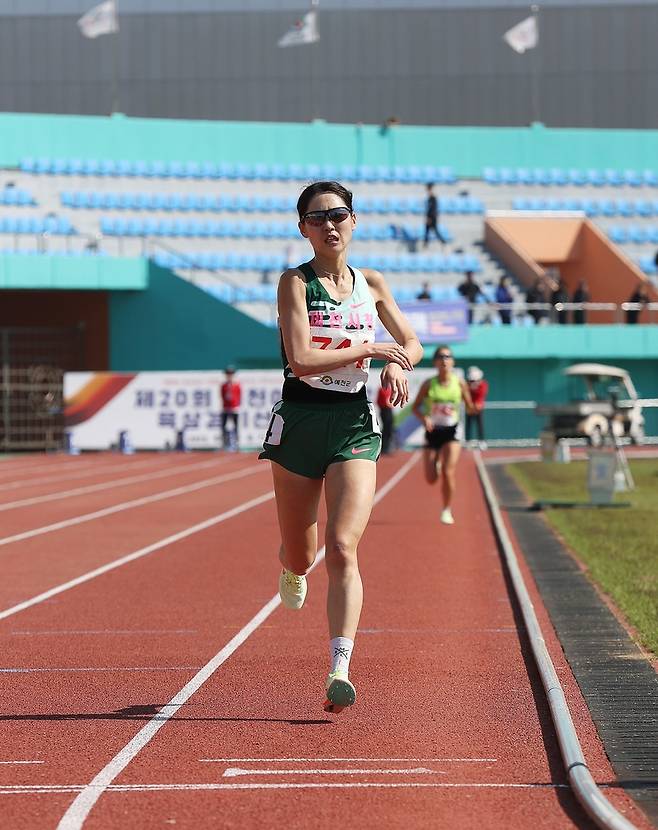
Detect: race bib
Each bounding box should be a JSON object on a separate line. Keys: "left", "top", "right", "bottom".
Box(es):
{"left": 430, "top": 402, "right": 457, "bottom": 427}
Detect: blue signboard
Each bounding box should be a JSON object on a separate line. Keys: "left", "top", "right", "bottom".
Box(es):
{"left": 377, "top": 301, "right": 469, "bottom": 343}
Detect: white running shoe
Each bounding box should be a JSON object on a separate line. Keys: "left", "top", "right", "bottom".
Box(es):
{"left": 440, "top": 507, "right": 455, "bottom": 525}
{"left": 323, "top": 671, "right": 356, "bottom": 714}
{"left": 278, "top": 569, "right": 307, "bottom": 610}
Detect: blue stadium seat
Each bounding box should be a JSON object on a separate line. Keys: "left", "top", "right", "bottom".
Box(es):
{"left": 635, "top": 200, "right": 653, "bottom": 217}
{"left": 20, "top": 158, "right": 36, "bottom": 173}
{"left": 642, "top": 170, "right": 658, "bottom": 187}
{"left": 116, "top": 160, "right": 133, "bottom": 177}
{"left": 624, "top": 169, "right": 642, "bottom": 187}
{"left": 585, "top": 169, "right": 604, "bottom": 187}
{"left": 568, "top": 168, "right": 586, "bottom": 186}
{"left": 599, "top": 199, "right": 616, "bottom": 217}
{"left": 97, "top": 159, "right": 116, "bottom": 176}
{"left": 549, "top": 168, "right": 567, "bottom": 185}
{"left": 200, "top": 162, "right": 219, "bottom": 179}
{"left": 36, "top": 157, "right": 53, "bottom": 174}
{"left": 608, "top": 226, "right": 627, "bottom": 243}
{"left": 628, "top": 225, "right": 649, "bottom": 244}
{"left": 604, "top": 168, "right": 622, "bottom": 186}
{"left": 482, "top": 167, "right": 499, "bottom": 185}
{"left": 616, "top": 199, "right": 634, "bottom": 217}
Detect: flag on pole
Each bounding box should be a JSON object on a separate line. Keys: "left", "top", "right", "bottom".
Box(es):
{"left": 77, "top": 0, "right": 119, "bottom": 39}
{"left": 503, "top": 15, "right": 538, "bottom": 54}
{"left": 278, "top": 10, "right": 319, "bottom": 48}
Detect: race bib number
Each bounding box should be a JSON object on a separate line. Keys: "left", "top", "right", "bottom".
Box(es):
{"left": 430, "top": 403, "right": 457, "bottom": 427}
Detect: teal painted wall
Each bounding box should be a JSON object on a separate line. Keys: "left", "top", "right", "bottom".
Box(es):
{"left": 5, "top": 112, "right": 658, "bottom": 178}
{"left": 421, "top": 326, "right": 658, "bottom": 439}
{"left": 109, "top": 264, "right": 279, "bottom": 371}
{"left": 0, "top": 253, "right": 147, "bottom": 290}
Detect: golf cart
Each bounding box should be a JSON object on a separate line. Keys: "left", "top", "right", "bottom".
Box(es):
{"left": 536, "top": 363, "right": 645, "bottom": 447}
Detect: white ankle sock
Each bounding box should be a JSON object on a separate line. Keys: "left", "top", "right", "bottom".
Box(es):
{"left": 330, "top": 637, "right": 354, "bottom": 675}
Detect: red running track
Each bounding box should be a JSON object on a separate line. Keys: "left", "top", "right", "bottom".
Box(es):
{"left": 0, "top": 451, "right": 650, "bottom": 830}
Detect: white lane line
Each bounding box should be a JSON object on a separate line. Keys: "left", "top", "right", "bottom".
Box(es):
{"left": 0, "top": 464, "right": 266, "bottom": 549}
{"left": 0, "top": 457, "right": 169, "bottom": 493}
{"left": 0, "top": 457, "right": 232, "bottom": 512}
{"left": 223, "top": 767, "right": 443, "bottom": 777}
{"left": 4, "top": 782, "right": 570, "bottom": 795}
{"left": 0, "top": 667, "right": 201, "bottom": 673}
{"left": 0, "top": 760, "right": 44, "bottom": 765}
{"left": 0, "top": 488, "right": 274, "bottom": 622}
{"left": 55, "top": 452, "right": 420, "bottom": 830}
{"left": 10, "top": 630, "right": 197, "bottom": 636}
{"left": 200, "top": 757, "right": 498, "bottom": 763}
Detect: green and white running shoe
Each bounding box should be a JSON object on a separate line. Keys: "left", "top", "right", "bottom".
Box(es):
{"left": 323, "top": 671, "right": 356, "bottom": 714}
{"left": 278, "top": 569, "right": 307, "bottom": 610}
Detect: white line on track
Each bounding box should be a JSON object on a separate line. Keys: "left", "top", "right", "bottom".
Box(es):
{"left": 0, "top": 456, "right": 233, "bottom": 512}
{"left": 9, "top": 630, "right": 197, "bottom": 636}
{"left": 0, "top": 463, "right": 266, "bottom": 549}
{"left": 3, "top": 782, "right": 571, "bottom": 796}
{"left": 55, "top": 452, "right": 420, "bottom": 830}
{"left": 0, "top": 667, "right": 201, "bottom": 673}
{"left": 0, "top": 761, "right": 44, "bottom": 765}
{"left": 0, "top": 457, "right": 169, "bottom": 493}
{"left": 200, "top": 757, "right": 498, "bottom": 763}
{"left": 223, "top": 767, "right": 443, "bottom": 776}
{"left": 0, "top": 488, "right": 274, "bottom": 622}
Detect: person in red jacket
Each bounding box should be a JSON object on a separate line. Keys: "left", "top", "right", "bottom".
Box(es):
{"left": 465, "top": 366, "right": 489, "bottom": 448}
{"left": 220, "top": 365, "right": 242, "bottom": 450}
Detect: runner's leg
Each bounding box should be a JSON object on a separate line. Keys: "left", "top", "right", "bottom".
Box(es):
{"left": 270, "top": 461, "right": 323, "bottom": 575}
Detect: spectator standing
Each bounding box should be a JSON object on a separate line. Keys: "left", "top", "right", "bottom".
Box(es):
{"left": 495, "top": 275, "right": 513, "bottom": 325}
{"left": 377, "top": 384, "right": 395, "bottom": 455}
{"left": 525, "top": 277, "right": 548, "bottom": 325}
{"left": 572, "top": 279, "right": 590, "bottom": 324}
{"left": 465, "top": 366, "right": 489, "bottom": 448}
{"left": 457, "top": 270, "right": 483, "bottom": 324}
{"left": 416, "top": 281, "right": 432, "bottom": 301}
{"left": 551, "top": 277, "right": 569, "bottom": 324}
{"left": 220, "top": 365, "right": 242, "bottom": 450}
{"left": 424, "top": 183, "right": 446, "bottom": 248}
{"left": 626, "top": 284, "right": 650, "bottom": 324}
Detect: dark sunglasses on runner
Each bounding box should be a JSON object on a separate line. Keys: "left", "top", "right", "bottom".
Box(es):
{"left": 301, "top": 207, "right": 352, "bottom": 227}
{"left": 436, "top": 353, "right": 453, "bottom": 360}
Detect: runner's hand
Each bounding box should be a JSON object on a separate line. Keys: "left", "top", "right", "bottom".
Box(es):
{"left": 368, "top": 342, "right": 413, "bottom": 371}
{"left": 380, "top": 363, "right": 409, "bottom": 407}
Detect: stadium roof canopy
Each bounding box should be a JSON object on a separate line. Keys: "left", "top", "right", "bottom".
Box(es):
{"left": 0, "top": 0, "right": 652, "bottom": 14}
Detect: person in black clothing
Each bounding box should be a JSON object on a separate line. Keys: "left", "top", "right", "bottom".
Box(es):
{"left": 525, "top": 277, "right": 548, "bottom": 325}
{"left": 457, "top": 271, "right": 483, "bottom": 324}
{"left": 551, "top": 277, "right": 569, "bottom": 324}
{"left": 416, "top": 281, "right": 432, "bottom": 301}
{"left": 572, "top": 279, "right": 590, "bottom": 324}
{"left": 626, "top": 284, "right": 650, "bottom": 324}
{"left": 424, "top": 183, "right": 445, "bottom": 248}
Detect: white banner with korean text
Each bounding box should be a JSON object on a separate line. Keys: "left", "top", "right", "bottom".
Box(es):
{"left": 63, "top": 369, "right": 439, "bottom": 451}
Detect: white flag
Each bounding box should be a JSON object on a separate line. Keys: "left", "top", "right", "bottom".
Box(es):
{"left": 278, "top": 10, "right": 319, "bottom": 48}
{"left": 78, "top": 0, "right": 119, "bottom": 39}
{"left": 503, "top": 15, "right": 538, "bottom": 54}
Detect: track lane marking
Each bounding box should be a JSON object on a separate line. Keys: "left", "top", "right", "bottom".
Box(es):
{"left": 200, "top": 757, "right": 498, "bottom": 763}
{"left": 0, "top": 489, "right": 274, "bottom": 622}
{"left": 0, "top": 457, "right": 234, "bottom": 512}
{"left": 55, "top": 453, "right": 419, "bottom": 830}
{"left": 3, "top": 781, "right": 572, "bottom": 795}
{"left": 223, "top": 767, "right": 444, "bottom": 776}
{"left": 0, "top": 761, "right": 44, "bottom": 765}
{"left": 0, "top": 456, "right": 176, "bottom": 493}
{"left": 0, "top": 464, "right": 266, "bottom": 549}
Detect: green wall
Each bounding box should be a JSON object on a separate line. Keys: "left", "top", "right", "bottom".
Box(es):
{"left": 0, "top": 253, "right": 147, "bottom": 290}
{"left": 109, "top": 264, "right": 279, "bottom": 371}
{"left": 421, "top": 326, "right": 658, "bottom": 440}
{"left": 4, "top": 112, "right": 658, "bottom": 178}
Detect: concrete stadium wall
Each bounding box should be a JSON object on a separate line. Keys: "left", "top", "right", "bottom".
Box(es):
{"left": 0, "top": 4, "right": 657, "bottom": 128}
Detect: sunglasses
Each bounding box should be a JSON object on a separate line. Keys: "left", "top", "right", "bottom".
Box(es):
{"left": 437, "top": 354, "right": 453, "bottom": 360}
{"left": 301, "top": 207, "right": 352, "bottom": 227}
